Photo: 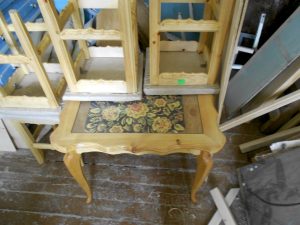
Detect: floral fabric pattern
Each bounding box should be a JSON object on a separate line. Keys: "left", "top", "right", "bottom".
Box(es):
{"left": 85, "top": 96, "right": 185, "bottom": 133}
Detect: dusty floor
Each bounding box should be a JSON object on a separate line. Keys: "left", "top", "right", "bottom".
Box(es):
{"left": 0, "top": 123, "right": 262, "bottom": 225}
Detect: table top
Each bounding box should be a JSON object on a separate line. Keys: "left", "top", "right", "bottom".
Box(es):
{"left": 51, "top": 95, "right": 225, "bottom": 155}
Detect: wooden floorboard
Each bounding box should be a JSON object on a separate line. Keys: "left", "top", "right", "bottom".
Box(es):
{"left": 0, "top": 127, "right": 259, "bottom": 225}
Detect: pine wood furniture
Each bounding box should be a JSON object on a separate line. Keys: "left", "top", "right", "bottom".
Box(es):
{"left": 0, "top": 11, "right": 64, "bottom": 109}
{"left": 50, "top": 95, "right": 226, "bottom": 203}
{"left": 37, "top": 0, "right": 141, "bottom": 101}
{"left": 146, "top": 0, "right": 234, "bottom": 95}
{"left": 0, "top": 10, "right": 65, "bottom": 164}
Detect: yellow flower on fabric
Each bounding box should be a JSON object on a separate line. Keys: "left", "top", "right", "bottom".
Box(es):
{"left": 133, "top": 124, "right": 142, "bottom": 132}
{"left": 109, "top": 125, "right": 124, "bottom": 133}
{"left": 126, "top": 103, "right": 149, "bottom": 119}
{"left": 152, "top": 117, "right": 172, "bottom": 133}
{"left": 154, "top": 98, "right": 167, "bottom": 107}
{"left": 102, "top": 106, "right": 120, "bottom": 121}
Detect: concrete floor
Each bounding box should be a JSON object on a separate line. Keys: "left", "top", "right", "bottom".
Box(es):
{"left": 0, "top": 123, "right": 262, "bottom": 225}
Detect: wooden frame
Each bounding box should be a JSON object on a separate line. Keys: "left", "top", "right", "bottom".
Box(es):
{"left": 0, "top": 10, "right": 65, "bottom": 109}
{"left": 50, "top": 95, "right": 226, "bottom": 203}
{"left": 37, "top": 0, "right": 140, "bottom": 98}
{"left": 148, "top": 0, "right": 234, "bottom": 94}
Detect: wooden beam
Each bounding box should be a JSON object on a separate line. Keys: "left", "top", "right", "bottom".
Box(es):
{"left": 9, "top": 10, "right": 59, "bottom": 108}
{"left": 0, "top": 11, "right": 29, "bottom": 74}
{"left": 207, "top": 0, "right": 234, "bottom": 85}
{"left": 218, "top": 0, "right": 248, "bottom": 123}
{"left": 210, "top": 188, "right": 237, "bottom": 225}
{"left": 36, "top": 33, "right": 51, "bottom": 56}
{"left": 198, "top": 4, "right": 213, "bottom": 52}
{"left": 159, "top": 19, "right": 219, "bottom": 32}
{"left": 119, "top": 0, "right": 138, "bottom": 93}
{"left": 149, "top": 0, "right": 161, "bottom": 85}
{"left": 33, "top": 143, "right": 56, "bottom": 150}
{"left": 279, "top": 112, "right": 300, "bottom": 131}
{"left": 60, "top": 28, "right": 121, "bottom": 40}
{"left": 239, "top": 126, "right": 300, "bottom": 153}
{"left": 0, "top": 54, "right": 30, "bottom": 64}
{"left": 68, "top": 0, "right": 89, "bottom": 58}
{"left": 77, "top": 0, "right": 118, "bottom": 9}
{"left": 59, "top": 1, "right": 75, "bottom": 29}
{"left": 159, "top": 72, "right": 208, "bottom": 85}
{"left": 220, "top": 89, "right": 300, "bottom": 131}
{"left": 37, "top": 0, "right": 78, "bottom": 92}
{"left": 208, "top": 188, "right": 240, "bottom": 225}
{"left": 160, "top": 40, "right": 198, "bottom": 52}
{"left": 7, "top": 22, "right": 47, "bottom": 32}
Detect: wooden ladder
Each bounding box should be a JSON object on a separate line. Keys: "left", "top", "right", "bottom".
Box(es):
{"left": 149, "top": 0, "right": 234, "bottom": 93}
{"left": 37, "top": 0, "right": 139, "bottom": 95}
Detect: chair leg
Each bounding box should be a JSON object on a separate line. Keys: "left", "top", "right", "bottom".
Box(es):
{"left": 191, "top": 151, "right": 213, "bottom": 203}
{"left": 64, "top": 150, "right": 92, "bottom": 203}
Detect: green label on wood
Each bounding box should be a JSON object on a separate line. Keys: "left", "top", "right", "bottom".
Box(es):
{"left": 177, "top": 79, "right": 186, "bottom": 85}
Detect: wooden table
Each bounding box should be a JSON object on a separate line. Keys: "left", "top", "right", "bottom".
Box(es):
{"left": 51, "top": 95, "right": 225, "bottom": 203}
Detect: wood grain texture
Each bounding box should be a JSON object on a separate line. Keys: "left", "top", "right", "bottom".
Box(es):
{"left": 0, "top": 129, "right": 253, "bottom": 225}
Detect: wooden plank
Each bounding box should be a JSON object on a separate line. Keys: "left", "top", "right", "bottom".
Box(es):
{"left": 220, "top": 89, "right": 300, "bottom": 132}
{"left": 158, "top": 72, "right": 208, "bottom": 85}
{"left": 208, "top": 188, "right": 240, "bottom": 225}
{"left": 32, "top": 143, "right": 56, "bottom": 150}
{"left": 60, "top": 29, "right": 121, "bottom": 40}
{"left": 0, "top": 119, "right": 16, "bottom": 152}
{"left": 218, "top": 0, "right": 248, "bottom": 123}
{"left": 0, "top": 55, "right": 31, "bottom": 64}
{"left": 0, "top": 108, "right": 60, "bottom": 125}
{"left": 239, "top": 126, "right": 300, "bottom": 153}
{"left": 225, "top": 7, "right": 300, "bottom": 115}
{"left": 159, "top": 19, "right": 219, "bottom": 32}
{"left": 58, "top": 1, "right": 74, "bottom": 30}
{"left": 149, "top": 0, "right": 161, "bottom": 85}
{"left": 9, "top": 10, "right": 59, "bottom": 108}
{"left": 160, "top": 41, "right": 198, "bottom": 52}
{"left": 119, "top": 0, "right": 138, "bottom": 93}
{"left": 207, "top": 0, "right": 234, "bottom": 85}
{"left": 36, "top": 34, "right": 51, "bottom": 56}
{"left": 7, "top": 22, "right": 47, "bottom": 32}
{"left": 210, "top": 188, "right": 237, "bottom": 225}
{"left": 243, "top": 56, "right": 300, "bottom": 111}
{"left": 0, "top": 11, "right": 29, "bottom": 74}
{"left": 77, "top": 0, "right": 118, "bottom": 9}
{"left": 37, "top": 0, "right": 78, "bottom": 92}
{"left": 278, "top": 112, "right": 300, "bottom": 131}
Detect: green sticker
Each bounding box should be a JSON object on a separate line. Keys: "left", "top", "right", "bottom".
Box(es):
{"left": 177, "top": 79, "right": 186, "bottom": 85}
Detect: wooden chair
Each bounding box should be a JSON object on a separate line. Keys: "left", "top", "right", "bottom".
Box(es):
{"left": 0, "top": 10, "right": 65, "bottom": 164}
{"left": 37, "top": 0, "right": 141, "bottom": 101}
{"left": 0, "top": 10, "right": 65, "bottom": 109}
{"left": 146, "top": 0, "right": 234, "bottom": 95}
